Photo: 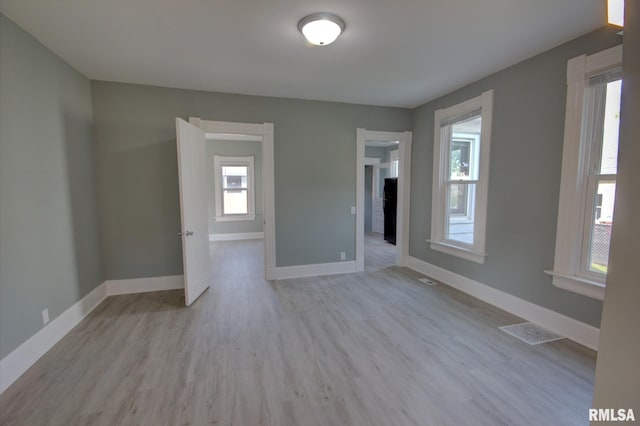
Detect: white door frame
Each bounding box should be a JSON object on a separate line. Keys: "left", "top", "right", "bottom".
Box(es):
{"left": 190, "top": 117, "right": 276, "bottom": 280}
{"left": 356, "top": 129, "right": 412, "bottom": 271}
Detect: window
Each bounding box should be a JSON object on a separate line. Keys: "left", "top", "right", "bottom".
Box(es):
{"left": 214, "top": 156, "right": 255, "bottom": 221}
{"left": 389, "top": 149, "right": 399, "bottom": 178}
{"left": 429, "top": 90, "right": 493, "bottom": 263}
{"left": 583, "top": 77, "right": 620, "bottom": 275}
{"left": 547, "top": 45, "right": 622, "bottom": 300}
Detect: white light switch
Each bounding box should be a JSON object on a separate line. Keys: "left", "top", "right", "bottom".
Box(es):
{"left": 350, "top": 206, "right": 356, "bottom": 215}
{"left": 42, "top": 309, "right": 49, "bottom": 325}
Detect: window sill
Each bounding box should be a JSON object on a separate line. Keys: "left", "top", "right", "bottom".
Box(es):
{"left": 215, "top": 215, "right": 256, "bottom": 222}
{"left": 544, "top": 270, "right": 605, "bottom": 300}
{"left": 427, "top": 239, "right": 487, "bottom": 264}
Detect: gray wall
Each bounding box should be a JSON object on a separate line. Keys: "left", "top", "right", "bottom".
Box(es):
{"left": 593, "top": 3, "right": 640, "bottom": 415}
{"left": 206, "top": 139, "right": 263, "bottom": 235}
{"left": 409, "top": 26, "right": 622, "bottom": 327}
{"left": 0, "top": 14, "right": 102, "bottom": 358}
{"left": 92, "top": 81, "right": 412, "bottom": 278}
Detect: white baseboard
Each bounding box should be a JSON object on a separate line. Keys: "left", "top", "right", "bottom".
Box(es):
{"left": 407, "top": 256, "right": 600, "bottom": 351}
{"left": 269, "top": 261, "right": 358, "bottom": 280}
{"left": 0, "top": 282, "right": 108, "bottom": 395}
{"left": 106, "top": 275, "right": 184, "bottom": 296}
{"left": 209, "top": 232, "right": 264, "bottom": 242}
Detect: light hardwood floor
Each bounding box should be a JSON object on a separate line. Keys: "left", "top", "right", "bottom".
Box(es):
{"left": 0, "top": 240, "right": 596, "bottom": 425}
{"left": 364, "top": 232, "right": 396, "bottom": 271}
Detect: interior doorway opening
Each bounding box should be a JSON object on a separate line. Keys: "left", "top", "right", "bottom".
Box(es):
{"left": 190, "top": 117, "right": 276, "bottom": 281}
{"left": 176, "top": 117, "right": 275, "bottom": 306}
{"left": 205, "top": 130, "right": 266, "bottom": 282}
{"left": 364, "top": 144, "right": 396, "bottom": 270}
{"left": 356, "top": 129, "right": 412, "bottom": 272}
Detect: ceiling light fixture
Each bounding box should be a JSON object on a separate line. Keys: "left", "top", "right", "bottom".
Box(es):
{"left": 298, "top": 13, "right": 345, "bottom": 46}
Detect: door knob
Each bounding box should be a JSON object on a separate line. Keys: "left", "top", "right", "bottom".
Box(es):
{"left": 185, "top": 230, "right": 194, "bottom": 236}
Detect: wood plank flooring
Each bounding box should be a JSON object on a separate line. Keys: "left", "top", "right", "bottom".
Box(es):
{"left": 0, "top": 240, "right": 596, "bottom": 425}
{"left": 364, "top": 233, "right": 396, "bottom": 271}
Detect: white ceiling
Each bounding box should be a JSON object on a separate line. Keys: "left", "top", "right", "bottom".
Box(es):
{"left": 0, "top": 0, "right": 605, "bottom": 108}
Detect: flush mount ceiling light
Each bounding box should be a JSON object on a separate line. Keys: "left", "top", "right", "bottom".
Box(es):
{"left": 298, "top": 13, "right": 345, "bottom": 46}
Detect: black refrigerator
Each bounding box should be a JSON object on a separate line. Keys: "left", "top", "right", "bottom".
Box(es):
{"left": 383, "top": 178, "right": 398, "bottom": 245}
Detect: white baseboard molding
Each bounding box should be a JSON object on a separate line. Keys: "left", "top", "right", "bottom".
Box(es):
{"left": 209, "top": 232, "right": 264, "bottom": 242}
{"left": 269, "top": 261, "right": 358, "bottom": 280}
{"left": 407, "top": 256, "right": 600, "bottom": 351}
{"left": 106, "top": 275, "right": 184, "bottom": 296}
{"left": 0, "top": 282, "right": 108, "bottom": 395}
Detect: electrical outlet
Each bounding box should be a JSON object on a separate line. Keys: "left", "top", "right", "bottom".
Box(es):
{"left": 340, "top": 251, "right": 346, "bottom": 261}
{"left": 42, "top": 308, "right": 50, "bottom": 325}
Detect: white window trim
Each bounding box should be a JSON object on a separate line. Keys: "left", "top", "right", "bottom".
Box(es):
{"left": 429, "top": 89, "right": 493, "bottom": 264}
{"left": 545, "top": 45, "right": 622, "bottom": 301}
{"left": 213, "top": 155, "right": 256, "bottom": 222}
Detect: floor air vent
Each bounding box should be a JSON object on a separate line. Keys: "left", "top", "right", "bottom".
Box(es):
{"left": 499, "top": 322, "right": 564, "bottom": 345}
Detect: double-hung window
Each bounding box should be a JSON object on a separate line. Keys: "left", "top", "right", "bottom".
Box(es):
{"left": 429, "top": 90, "right": 493, "bottom": 263}
{"left": 547, "top": 45, "right": 622, "bottom": 300}
{"left": 214, "top": 156, "right": 256, "bottom": 221}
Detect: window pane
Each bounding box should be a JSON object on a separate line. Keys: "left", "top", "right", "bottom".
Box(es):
{"left": 223, "top": 189, "right": 248, "bottom": 215}
{"left": 222, "top": 166, "right": 248, "bottom": 190}
{"left": 599, "top": 80, "right": 621, "bottom": 175}
{"left": 449, "top": 115, "right": 481, "bottom": 180}
{"left": 450, "top": 140, "right": 471, "bottom": 179}
{"left": 449, "top": 181, "right": 468, "bottom": 214}
{"left": 589, "top": 180, "right": 616, "bottom": 274}
{"left": 446, "top": 183, "right": 475, "bottom": 245}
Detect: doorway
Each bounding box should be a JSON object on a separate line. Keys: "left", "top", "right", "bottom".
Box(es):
{"left": 356, "top": 129, "right": 412, "bottom": 272}
{"left": 365, "top": 155, "right": 394, "bottom": 270}
{"left": 188, "top": 118, "right": 276, "bottom": 280}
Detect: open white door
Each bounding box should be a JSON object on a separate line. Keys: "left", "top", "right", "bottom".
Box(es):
{"left": 176, "top": 118, "right": 210, "bottom": 306}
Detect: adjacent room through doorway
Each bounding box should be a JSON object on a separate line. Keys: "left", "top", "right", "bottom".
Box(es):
{"left": 364, "top": 141, "right": 399, "bottom": 271}
{"left": 181, "top": 118, "right": 276, "bottom": 289}
{"left": 206, "top": 133, "right": 265, "bottom": 281}
{"left": 356, "top": 128, "right": 412, "bottom": 272}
